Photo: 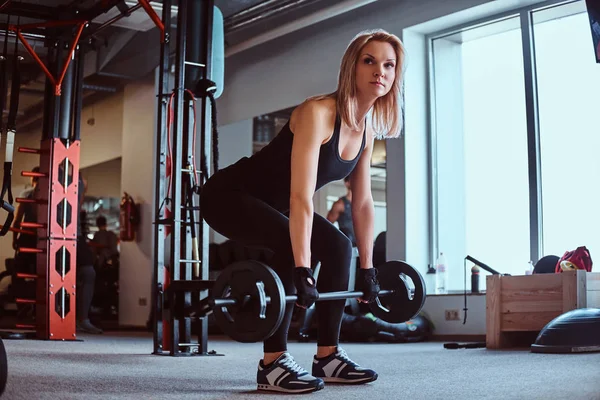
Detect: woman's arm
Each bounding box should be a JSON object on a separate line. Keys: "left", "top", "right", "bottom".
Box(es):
{"left": 289, "top": 101, "right": 331, "bottom": 268}
{"left": 349, "top": 126, "right": 375, "bottom": 269}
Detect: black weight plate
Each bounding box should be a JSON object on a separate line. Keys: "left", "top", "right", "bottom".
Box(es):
{"left": 369, "top": 260, "right": 427, "bottom": 323}
{"left": 0, "top": 338, "right": 7, "bottom": 396}
{"left": 212, "top": 260, "right": 286, "bottom": 343}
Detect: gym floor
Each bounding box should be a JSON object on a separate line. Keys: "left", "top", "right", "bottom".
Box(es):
{"left": 2, "top": 332, "right": 599, "bottom": 399}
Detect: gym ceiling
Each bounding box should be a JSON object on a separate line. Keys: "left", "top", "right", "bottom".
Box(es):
{"left": 0, "top": 0, "right": 353, "bottom": 133}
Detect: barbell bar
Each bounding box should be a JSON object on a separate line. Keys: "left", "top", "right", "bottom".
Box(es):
{"left": 212, "top": 289, "right": 396, "bottom": 307}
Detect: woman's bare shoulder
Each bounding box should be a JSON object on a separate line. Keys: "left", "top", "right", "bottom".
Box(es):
{"left": 290, "top": 97, "right": 336, "bottom": 133}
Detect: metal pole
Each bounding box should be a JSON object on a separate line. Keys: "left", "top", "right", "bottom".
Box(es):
{"left": 71, "top": 48, "right": 84, "bottom": 142}
{"left": 197, "top": 0, "right": 215, "bottom": 357}
{"left": 169, "top": 0, "right": 188, "bottom": 356}
{"left": 152, "top": 0, "right": 172, "bottom": 355}
{"left": 50, "top": 39, "right": 62, "bottom": 139}
{"left": 42, "top": 39, "right": 58, "bottom": 140}
{"left": 180, "top": 95, "right": 193, "bottom": 353}
{"left": 58, "top": 54, "right": 74, "bottom": 140}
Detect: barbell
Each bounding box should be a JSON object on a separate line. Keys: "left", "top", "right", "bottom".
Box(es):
{"left": 209, "top": 260, "right": 427, "bottom": 343}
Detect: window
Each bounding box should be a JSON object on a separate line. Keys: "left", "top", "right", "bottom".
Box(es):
{"left": 533, "top": 3, "right": 600, "bottom": 259}
{"left": 429, "top": 1, "right": 599, "bottom": 291}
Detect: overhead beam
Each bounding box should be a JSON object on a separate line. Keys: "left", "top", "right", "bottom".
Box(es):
{"left": 1, "top": 0, "right": 121, "bottom": 22}
{"left": 80, "top": 0, "right": 124, "bottom": 21}
{"left": 0, "top": 26, "right": 47, "bottom": 39}
{"left": 1, "top": 2, "right": 58, "bottom": 20}
{"left": 225, "top": 0, "right": 319, "bottom": 33}
{"left": 225, "top": 0, "right": 378, "bottom": 56}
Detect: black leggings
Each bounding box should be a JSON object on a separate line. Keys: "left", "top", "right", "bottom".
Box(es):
{"left": 201, "top": 177, "right": 352, "bottom": 353}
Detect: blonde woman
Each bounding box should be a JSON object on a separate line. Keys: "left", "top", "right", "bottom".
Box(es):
{"left": 201, "top": 29, "right": 405, "bottom": 394}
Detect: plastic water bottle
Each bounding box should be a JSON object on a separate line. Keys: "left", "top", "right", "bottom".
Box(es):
{"left": 525, "top": 260, "right": 534, "bottom": 275}
{"left": 435, "top": 252, "right": 448, "bottom": 294}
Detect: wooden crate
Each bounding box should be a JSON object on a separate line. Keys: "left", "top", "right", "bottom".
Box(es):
{"left": 486, "top": 270, "right": 600, "bottom": 349}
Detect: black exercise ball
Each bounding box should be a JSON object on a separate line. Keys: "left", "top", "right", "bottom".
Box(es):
{"left": 533, "top": 255, "right": 559, "bottom": 274}
{"left": 531, "top": 308, "right": 600, "bottom": 353}
{"left": 0, "top": 337, "right": 7, "bottom": 396}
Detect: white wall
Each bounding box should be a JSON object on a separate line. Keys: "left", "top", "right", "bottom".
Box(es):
{"left": 81, "top": 157, "right": 122, "bottom": 198}
{"left": 79, "top": 93, "right": 124, "bottom": 169}
{"left": 119, "top": 81, "right": 156, "bottom": 327}
{"left": 422, "top": 294, "right": 486, "bottom": 336}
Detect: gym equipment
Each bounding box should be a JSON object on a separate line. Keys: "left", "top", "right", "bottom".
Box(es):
{"left": 555, "top": 246, "right": 593, "bottom": 273}
{"left": 5, "top": 14, "right": 87, "bottom": 341}
{"left": 340, "top": 313, "right": 432, "bottom": 343}
{"left": 531, "top": 308, "right": 600, "bottom": 354}
{"left": 0, "top": 337, "right": 6, "bottom": 396}
{"left": 150, "top": 0, "right": 225, "bottom": 357}
{"left": 370, "top": 314, "right": 432, "bottom": 342}
{"left": 463, "top": 255, "right": 511, "bottom": 324}
{"left": 533, "top": 255, "right": 559, "bottom": 274}
{"left": 443, "top": 342, "right": 485, "bottom": 349}
{"left": 0, "top": 21, "right": 21, "bottom": 237}
{"left": 465, "top": 255, "right": 509, "bottom": 276}
{"left": 369, "top": 260, "right": 426, "bottom": 323}
{"left": 211, "top": 261, "right": 286, "bottom": 343}
{"left": 209, "top": 260, "right": 426, "bottom": 343}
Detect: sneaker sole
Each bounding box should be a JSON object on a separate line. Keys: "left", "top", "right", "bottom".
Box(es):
{"left": 320, "top": 374, "right": 378, "bottom": 384}
{"left": 257, "top": 383, "right": 325, "bottom": 394}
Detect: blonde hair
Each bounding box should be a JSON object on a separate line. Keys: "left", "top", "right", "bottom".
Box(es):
{"left": 310, "top": 29, "right": 406, "bottom": 138}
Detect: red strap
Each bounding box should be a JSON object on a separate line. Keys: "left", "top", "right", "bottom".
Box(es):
{"left": 10, "top": 21, "right": 87, "bottom": 96}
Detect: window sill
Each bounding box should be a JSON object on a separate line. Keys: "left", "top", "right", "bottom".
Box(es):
{"left": 427, "top": 291, "right": 486, "bottom": 296}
